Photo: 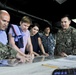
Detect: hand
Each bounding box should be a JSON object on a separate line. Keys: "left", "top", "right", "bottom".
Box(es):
{"left": 33, "top": 52, "right": 40, "bottom": 57}
{"left": 16, "top": 53, "right": 31, "bottom": 63}
{"left": 25, "top": 54, "right": 31, "bottom": 58}
{"left": 43, "top": 53, "right": 49, "bottom": 57}
{"left": 35, "top": 53, "right": 40, "bottom": 57}
{"left": 60, "top": 52, "right": 68, "bottom": 57}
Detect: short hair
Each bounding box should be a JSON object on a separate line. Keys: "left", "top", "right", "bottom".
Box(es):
{"left": 61, "top": 14, "right": 71, "bottom": 20}
{"left": 20, "top": 16, "right": 32, "bottom": 25}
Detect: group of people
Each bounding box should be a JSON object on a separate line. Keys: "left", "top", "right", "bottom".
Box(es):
{"left": 0, "top": 10, "right": 49, "bottom": 65}
{"left": 0, "top": 10, "right": 76, "bottom": 65}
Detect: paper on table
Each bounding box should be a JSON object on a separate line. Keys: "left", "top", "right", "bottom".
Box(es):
{"left": 66, "top": 55, "right": 76, "bottom": 60}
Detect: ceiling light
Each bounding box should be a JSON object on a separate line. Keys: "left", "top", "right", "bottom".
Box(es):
{"left": 55, "top": 0, "right": 67, "bottom": 4}
{"left": 72, "top": 19, "right": 76, "bottom": 23}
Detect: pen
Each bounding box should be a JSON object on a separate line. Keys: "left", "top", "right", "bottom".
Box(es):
{"left": 42, "top": 64, "right": 59, "bottom": 69}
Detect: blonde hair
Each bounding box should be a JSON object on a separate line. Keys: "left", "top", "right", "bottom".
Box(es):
{"left": 20, "top": 16, "right": 32, "bottom": 25}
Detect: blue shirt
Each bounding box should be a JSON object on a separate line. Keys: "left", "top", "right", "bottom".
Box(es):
{"left": 0, "top": 30, "right": 8, "bottom": 45}
{"left": 40, "top": 33, "right": 56, "bottom": 55}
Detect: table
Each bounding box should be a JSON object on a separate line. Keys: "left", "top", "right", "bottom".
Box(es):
{"left": 0, "top": 55, "right": 76, "bottom": 75}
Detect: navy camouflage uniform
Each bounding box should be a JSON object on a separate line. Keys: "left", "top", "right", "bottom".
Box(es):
{"left": 0, "top": 42, "right": 17, "bottom": 60}
{"left": 40, "top": 33, "right": 56, "bottom": 55}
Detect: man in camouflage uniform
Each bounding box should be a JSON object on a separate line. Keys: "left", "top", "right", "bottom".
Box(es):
{"left": 55, "top": 15, "right": 76, "bottom": 57}
{"left": 0, "top": 10, "right": 18, "bottom": 61}
{"left": 0, "top": 42, "right": 17, "bottom": 60}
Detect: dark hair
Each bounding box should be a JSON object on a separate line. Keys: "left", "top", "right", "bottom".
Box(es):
{"left": 29, "top": 22, "right": 39, "bottom": 30}
{"left": 61, "top": 14, "right": 71, "bottom": 20}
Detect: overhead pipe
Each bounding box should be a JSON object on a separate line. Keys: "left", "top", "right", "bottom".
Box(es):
{"left": 0, "top": 2, "right": 52, "bottom": 26}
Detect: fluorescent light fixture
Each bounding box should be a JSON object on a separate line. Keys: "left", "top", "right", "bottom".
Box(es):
{"left": 55, "top": 0, "right": 67, "bottom": 4}
{"left": 72, "top": 19, "right": 76, "bottom": 23}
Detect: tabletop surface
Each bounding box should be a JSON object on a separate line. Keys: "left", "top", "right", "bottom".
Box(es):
{"left": 0, "top": 55, "right": 76, "bottom": 75}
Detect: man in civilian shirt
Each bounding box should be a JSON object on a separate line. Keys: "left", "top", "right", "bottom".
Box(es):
{"left": 8, "top": 16, "right": 34, "bottom": 63}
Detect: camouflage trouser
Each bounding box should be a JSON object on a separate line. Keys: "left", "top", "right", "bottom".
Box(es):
{"left": 0, "top": 42, "right": 17, "bottom": 60}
